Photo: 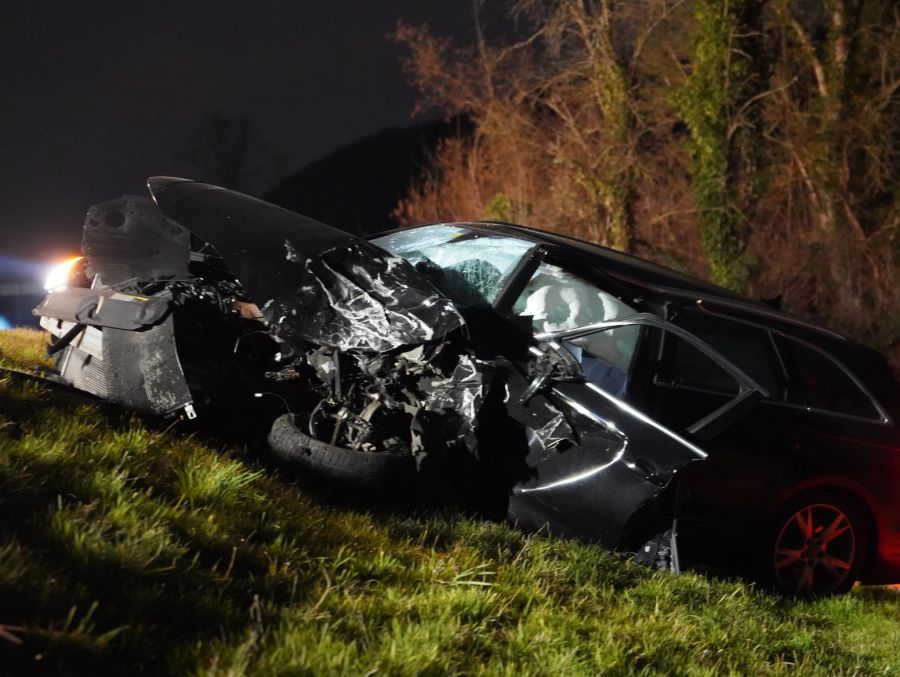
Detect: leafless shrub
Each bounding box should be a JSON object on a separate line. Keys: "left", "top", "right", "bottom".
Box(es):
{"left": 394, "top": 0, "right": 900, "bottom": 355}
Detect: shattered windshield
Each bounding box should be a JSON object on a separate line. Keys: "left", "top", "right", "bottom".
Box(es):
{"left": 373, "top": 225, "right": 536, "bottom": 308}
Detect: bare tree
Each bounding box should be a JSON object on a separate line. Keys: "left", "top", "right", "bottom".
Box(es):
{"left": 394, "top": 0, "right": 900, "bottom": 356}
{"left": 395, "top": 0, "right": 690, "bottom": 255}
{"left": 756, "top": 0, "right": 900, "bottom": 340}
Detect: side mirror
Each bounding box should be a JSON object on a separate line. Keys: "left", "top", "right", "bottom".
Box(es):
{"left": 519, "top": 341, "right": 582, "bottom": 404}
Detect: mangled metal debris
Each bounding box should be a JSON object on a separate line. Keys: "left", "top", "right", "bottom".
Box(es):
{"left": 422, "top": 354, "right": 489, "bottom": 436}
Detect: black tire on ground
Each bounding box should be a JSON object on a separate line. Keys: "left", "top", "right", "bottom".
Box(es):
{"left": 765, "top": 488, "right": 871, "bottom": 597}
{"left": 267, "top": 413, "right": 416, "bottom": 489}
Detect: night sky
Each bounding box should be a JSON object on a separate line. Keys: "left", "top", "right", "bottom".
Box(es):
{"left": 0, "top": 1, "right": 494, "bottom": 269}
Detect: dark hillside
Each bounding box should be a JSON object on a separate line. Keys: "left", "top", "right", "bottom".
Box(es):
{"left": 265, "top": 116, "right": 471, "bottom": 236}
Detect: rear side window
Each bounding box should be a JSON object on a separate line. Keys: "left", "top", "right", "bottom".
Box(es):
{"left": 773, "top": 335, "right": 880, "bottom": 420}
{"left": 656, "top": 330, "right": 740, "bottom": 397}
{"left": 675, "top": 311, "right": 783, "bottom": 398}
{"left": 647, "top": 327, "right": 744, "bottom": 432}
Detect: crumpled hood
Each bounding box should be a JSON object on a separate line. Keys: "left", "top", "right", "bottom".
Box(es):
{"left": 147, "top": 177, "right": 464, "bottom": 352}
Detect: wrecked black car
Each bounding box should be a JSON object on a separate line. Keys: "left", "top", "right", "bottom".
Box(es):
{"left": 34, "top": 178, "right": 900, "bottom": 596}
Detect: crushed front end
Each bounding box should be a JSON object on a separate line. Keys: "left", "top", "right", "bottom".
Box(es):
{"left": 34, "top": 179, "right": 503, "bottom": 476}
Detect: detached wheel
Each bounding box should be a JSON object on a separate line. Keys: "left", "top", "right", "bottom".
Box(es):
{"left": 767, "top": 490, "right": 869, "bottom": 596}
{"left": 267, "top": 413, "right": 416, "bottom": 489}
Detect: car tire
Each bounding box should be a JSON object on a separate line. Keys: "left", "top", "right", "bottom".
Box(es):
{"left": 765, "top": 488, "right": 870, "bottom": 596}
{"left": 267, "top": 413, "right": 416, "bottom": 488}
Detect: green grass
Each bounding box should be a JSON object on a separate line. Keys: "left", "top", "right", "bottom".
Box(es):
{"left": 0, "top": 327, "right": 54, "bottom": 372}
{"left": 1, "top": 328, "right": 900, "bottom": 675}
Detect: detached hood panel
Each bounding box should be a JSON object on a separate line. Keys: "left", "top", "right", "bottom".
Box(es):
{"left": 148, "top": 177, "right": 464, "bottom": 352}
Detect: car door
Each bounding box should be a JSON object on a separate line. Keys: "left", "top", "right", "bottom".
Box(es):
{"left": 507, "top": 313, "right": 765, "bottom": 550}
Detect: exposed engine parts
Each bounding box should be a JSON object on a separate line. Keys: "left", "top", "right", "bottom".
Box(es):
{"left": 281, "top": 340, "right": 492, "bottom": 458}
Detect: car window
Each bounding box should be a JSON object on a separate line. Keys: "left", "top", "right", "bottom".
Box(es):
{"left": 773, "top": 335, "right": 879, "bottom": 420}
{"left": 570, "top": 323, "right": 743, "bottom": 433}
{"left": 656, "top": 328, "right": 740, "bottom": 397}
{"left": 644, "top": 326, "right": 748, "bottom": 431}
{"left": 514, "top": 262, "right": 637, "bottom": 333}
{"left": 560, "top": 325, "right": 644, "bottom": 400}
{"left": 674, "top": 311, "right": 783, "bottom": 398}
{"left": 372, "top": 225, "right": 535, "bottom": 307}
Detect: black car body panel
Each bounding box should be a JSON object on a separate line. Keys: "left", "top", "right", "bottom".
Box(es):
{"left": 148, "top": 177, "right": 464, "bottom": 352}
{"left": 33, "top": 179, "right": 900, "bottom": 591}
{"left": 82, "top": 193, "right": 192, "bottom": 285}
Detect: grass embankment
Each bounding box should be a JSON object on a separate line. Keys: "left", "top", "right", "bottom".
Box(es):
{"left": 0, "top": 328, "right": 54, "bottom": 373}
{"left": 1, "top": 329, "right": 899, "bottom": 675}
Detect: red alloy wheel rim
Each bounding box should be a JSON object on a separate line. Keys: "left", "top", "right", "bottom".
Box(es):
{"left": 773, "top": 503, "right": 856, "bottom": 595}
